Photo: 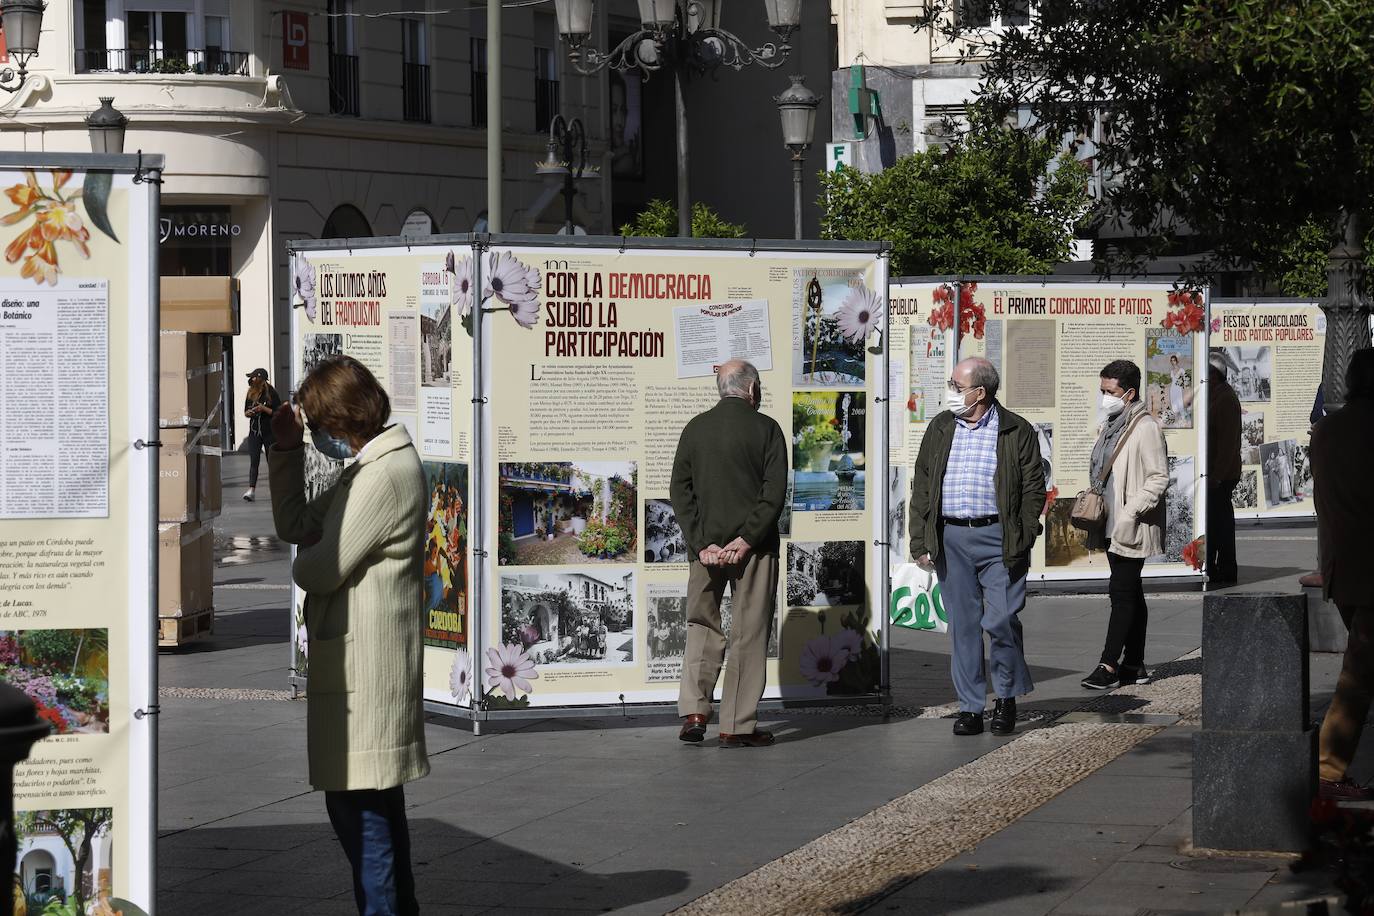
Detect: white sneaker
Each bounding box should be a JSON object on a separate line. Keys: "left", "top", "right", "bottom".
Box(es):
{"left": 242, "top": 488, "right": 255, "bottom": 502}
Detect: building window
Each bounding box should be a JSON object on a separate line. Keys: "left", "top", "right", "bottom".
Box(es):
{"left": 535, "top": 46, "right": 560, "bottom": 131}
{"left": 328, "top": 0, "right": 360, "bottom": 116}
{"left": 957, "top": 0, "right": 1031, "bottom": 28}
{"left": 402, "top": 19, "right": 430, "bottom": 123}
{"left": 920, "top": 104, "right": 966, "bottom": 151}
{"left": 76, "top": 2, "right": 247, "bottom": 76}
{"left": 471, "top": 37, "right": 487, "bottom": 127}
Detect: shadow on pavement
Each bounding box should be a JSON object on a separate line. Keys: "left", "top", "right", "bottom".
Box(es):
{"left": 842, "top": 864, "right": 1075, "bottom": 914}
{"left": 158, "top": 817, "right": 692, "bottom": 915}
{"left": 160, "top": 606, "right": 290, "bottom": 656}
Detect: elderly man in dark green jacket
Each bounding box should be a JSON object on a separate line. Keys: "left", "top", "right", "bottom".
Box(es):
{"left": 670, "top": 358, "right": 788, "bottom": 748}
{"left": 911, "top": 357, "right": 1046, "bottom": 737}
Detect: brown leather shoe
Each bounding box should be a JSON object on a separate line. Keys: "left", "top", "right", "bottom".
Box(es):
{"left": 1299, "top": 571, "right": 1324, "bottom": 589}
{"left": 1319, "top": 778, "right": 1374, "bottom": 801}
{"left": 679, "top": 714, "right": 708, "bottom": 743}
{"left": 718, "top": 730, "right": 775, "bottom": 748}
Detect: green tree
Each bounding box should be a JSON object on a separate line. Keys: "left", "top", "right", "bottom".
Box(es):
{"left": 14, "top": 808, "right": 112, "bottom": 912}
{"left": 819, "top": 119, "right": 1091, "bottom": 276}
{"left": 914, "top": 0, "right": 1374, "bottom": 287}
{"left": 620, "top": 199, "right": 747, "bottom": 239}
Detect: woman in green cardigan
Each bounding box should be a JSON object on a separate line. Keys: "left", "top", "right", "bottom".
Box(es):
{"left": 269, "top": 355, "right": 429, "bottom": 914}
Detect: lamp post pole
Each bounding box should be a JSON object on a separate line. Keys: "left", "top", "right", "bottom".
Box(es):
{"left": 552, "top": 0, "right": 803, "bottom": 238}
{"left": 1321, "top": 211, "right": 1373, "bottom": 413}
{"left": 487, "top": 0, "right": 502, "bottom": 233}
{"left": 535, "top": 116, "right": 598, "bottom": 234}
{"left": 775, "top": 74, "right": 820, "bottom": 241}
{"left": 791, "top": 151, "right": 803, "bottom": 240}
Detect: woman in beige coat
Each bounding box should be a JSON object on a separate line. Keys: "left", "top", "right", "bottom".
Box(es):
{"left": 1082, "top": 359, "right": 1170, "bottom": 691}
{"left": 268, "top": 355, "right": 428, "bottom": 915}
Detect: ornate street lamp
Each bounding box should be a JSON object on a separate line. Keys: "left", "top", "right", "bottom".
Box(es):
{"left": 552, "top": 0, "right": 800, "bottom": 237}
{"left": 535, "top": 115, "right": 600, "bottom": 234}
{"left": 775, "top": 74, "right": 819, "bottom": 240}
{"left": 0, "top": 0, "right": 45, "bottom": 93}
{"left": 1321, "top": 212, "right": 1373, "bottom": 412}
{"left": 86, "top": 97, "right": 128, "bottom": 154}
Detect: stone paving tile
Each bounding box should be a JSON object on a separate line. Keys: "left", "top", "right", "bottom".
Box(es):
{"left": 171, "top": 865, "right": 354, "bottom": 901}
{"left": 1048, "top": 877, "right": 1266, "bottom": 915}
{"left": 1020, "top": 774, "right": 1193, "bottom": 827}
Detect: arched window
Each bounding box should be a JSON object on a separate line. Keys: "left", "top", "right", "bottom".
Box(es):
{"left": 321, "top": 204, "right": 372, "bottom": 240}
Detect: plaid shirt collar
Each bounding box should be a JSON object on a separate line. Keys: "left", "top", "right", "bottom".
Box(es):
{"left": 957, "top": 403, "right": 999, "bottom": 432}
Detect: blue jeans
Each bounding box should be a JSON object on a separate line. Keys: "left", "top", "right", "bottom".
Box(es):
{"left": 324, "top": 786, "right": 419, "bottom": 915}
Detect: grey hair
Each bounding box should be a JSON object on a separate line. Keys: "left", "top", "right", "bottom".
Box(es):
{"left": 717, "top": 360, "right": 760, "bottom": 398}
{"left": 967, "top": 358, "right": 1000, "bottom": 400}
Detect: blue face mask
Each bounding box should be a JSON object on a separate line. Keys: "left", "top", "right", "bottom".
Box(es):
{"left": 311, "top": 426, "right": 355, "bottom": 460}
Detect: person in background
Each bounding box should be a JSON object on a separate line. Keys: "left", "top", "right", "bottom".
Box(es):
{"left": 241, "top": 367, "right": 281, "bottom": 502}
{"left": 1300, "top": 384, "right": 1327, "bottom": 589}
{"left": 910, "top": 357, "right": 1046, "bottom": 736}
{"left": 1081, "top": 359, "right": 1170, "bottom": 690}
{"left": 1207, "top": 350, "right": 1242, "bottom": 586}
{"left": 1311, "top": 349, "right": 1374, "bottom": 800}
{"left": 671, "top": 359, "right": 788, "bottom": 747}
{"left": 268, "top": 355, "right": 429, "bottom": 913}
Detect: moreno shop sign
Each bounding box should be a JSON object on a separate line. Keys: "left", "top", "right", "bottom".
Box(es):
{"left": 160, "top": 212, "right": 243, "bottom": 245}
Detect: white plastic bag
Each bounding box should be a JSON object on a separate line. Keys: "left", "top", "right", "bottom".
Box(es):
{"left": 889, "top": 562, "right": 948, "bottom": 633}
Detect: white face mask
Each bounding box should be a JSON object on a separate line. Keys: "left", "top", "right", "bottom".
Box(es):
{"left": 946, "top": 387, "right": 979, "bottom": 418}
{"left": 1100, "top": 392, "right": 1127, "bottom": 418}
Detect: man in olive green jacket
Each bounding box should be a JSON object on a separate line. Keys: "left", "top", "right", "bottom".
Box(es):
{"left": 671, "top": 359, "right": 788, "bottom": 747}
{"left": 910, "top": 357, "right": 1046, "bottom": 736}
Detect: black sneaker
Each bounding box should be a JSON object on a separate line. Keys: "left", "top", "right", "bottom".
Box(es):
{"left": 952, "top": 711, "right": 985, "bottom": 736}
{"left": 1118, "top": 665, "right": 1152, "bottom": 686}
{"left": 1081, "top": 664, "right": 1118, "bottom": 690}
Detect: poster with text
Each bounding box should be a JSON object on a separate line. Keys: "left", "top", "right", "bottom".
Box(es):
{"left": 0, "top": 164, "right": 158, "bottom": 913}
{"left": 1210, "top": 300, "right": 1324, "bottom": 520}
{"left": 480, "top": 244, "right": 887, "bottom": 708}
{"left": 289, "top": 245, "right": 475, "bottom": 708}
{"left": 951, "top": 280, "right": 1208, "bottom": 581}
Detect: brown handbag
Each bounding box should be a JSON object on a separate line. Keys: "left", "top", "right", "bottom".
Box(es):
{"left": 1070, "top": 413, "right": 1143, "bottom": 531}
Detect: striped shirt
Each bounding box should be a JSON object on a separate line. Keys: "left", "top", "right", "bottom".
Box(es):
{"left": 942, "top": 405, "right": 1000, "bottom": 518}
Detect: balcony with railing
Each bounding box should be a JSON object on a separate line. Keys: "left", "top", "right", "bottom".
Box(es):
{"left": 76, "top": 47, "right": 250, "bottom": 76}
{"left": 403, "top": 62, "right": 430, "bottom": 123}
{"left": 330, "top": 53, "right": 360, "bottom": 116}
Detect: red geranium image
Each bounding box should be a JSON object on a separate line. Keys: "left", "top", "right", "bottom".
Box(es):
{"left": 1042, "top": 485, "right": 1059, "bottom": 517}
{"left": 1162, "top": 289, "right": 1205, "bottom": 335}
{"left": 928, "top": 282, "right": 985, "bottom": 341}
{"left": 1182, "top": 536, "right": 1205, "bottom": 572}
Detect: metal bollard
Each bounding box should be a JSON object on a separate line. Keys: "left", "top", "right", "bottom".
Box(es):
{"left": 0, "top": 681, "right": 51, "bottom": 916}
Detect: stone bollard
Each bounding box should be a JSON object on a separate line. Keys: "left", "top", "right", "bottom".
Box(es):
{"left": 1304, "top": 587, "right": 1349, "bottom": 654}
{"left": 0, "top": 681, "right": 50, "bottom": 916}
{"left": 1193, "top": 592, "right": 1315, "bottom": 852}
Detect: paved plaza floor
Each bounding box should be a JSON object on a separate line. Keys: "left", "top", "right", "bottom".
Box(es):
{"left": 154, "top": 456, "right": 1370, "bottom": 914}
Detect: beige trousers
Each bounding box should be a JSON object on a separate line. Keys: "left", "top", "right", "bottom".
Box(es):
{"left": 677, "top": 553, "right": 779, "bottom": 734}
{"left": 1318, "top": 603, "right": 1374, "bottom": 781}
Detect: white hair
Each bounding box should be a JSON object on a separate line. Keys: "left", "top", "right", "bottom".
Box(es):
{"left": 717, "top": 360, "right": 760, "bottom": 398}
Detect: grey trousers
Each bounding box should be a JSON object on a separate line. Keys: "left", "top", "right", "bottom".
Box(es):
{"left": 935, "top": 522, "right": 1034, "bottom": 712}
{"left": 677, "top": 553, "right": 779, "bottom": 734}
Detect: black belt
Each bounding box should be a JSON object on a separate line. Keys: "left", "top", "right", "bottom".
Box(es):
{"left": 942, "top": 514, "right": 999, "bottom": 528}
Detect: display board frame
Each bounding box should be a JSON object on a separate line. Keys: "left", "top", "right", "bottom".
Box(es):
{"left": 0, "top": 152, "right": 162, "bottom": 914}
{"left": 1210, "top": 298, "right": 1326, "bottom": 522}
{"left": 288, "top": 234, "right": 892, "bottom": 726}
{"left": 891, "top": 275, "right": 1210, "bottom": 587}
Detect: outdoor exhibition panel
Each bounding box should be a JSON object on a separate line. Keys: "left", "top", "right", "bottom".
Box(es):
{"left": 909, "top": 278, "right": 1209, "bottom": 584}
{"left": 288, "top": 235, "right": 888, "bottom": 717}
{"left": 480, "top": 239, "right": 888, "bottom": 710}
{"left": 0, "top": 155, "right": 161, "bottom": 914}
{"left": 287, "top": 242, "right": 475, "bottom": 709}
{"left": 886, "top": 280, "right": 958, "bottom": 631}
{"left": 1209, "top": 299, "right": 1324, "bottom": 521}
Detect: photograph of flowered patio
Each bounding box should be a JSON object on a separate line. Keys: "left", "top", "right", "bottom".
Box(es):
{"left": 500, "top": 570, "right": 636, "bottom": 667}
{"left": 498, "top": 461, "right": 637, "bottom": 566}
{"left": 0, "top": 629, "right": 109, "bottom": 735}
{"left": 791, "top": 391, "right": 866, "bottom": 511}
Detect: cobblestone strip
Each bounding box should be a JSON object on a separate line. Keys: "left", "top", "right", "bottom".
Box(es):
{"left": 159, "top": 686, "right": 296, "bottom": 701}
{"left": 673, "top": 650, "right": 1206, "bottom": 916}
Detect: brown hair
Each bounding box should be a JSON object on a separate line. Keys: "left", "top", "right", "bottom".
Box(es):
{"left": 297, "top": 355, "right": 390, "bottom": 443}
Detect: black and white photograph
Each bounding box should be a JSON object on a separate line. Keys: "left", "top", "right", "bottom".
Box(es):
{"left": 1291, "top": 443, "right": 1314, "bottom": 503}
{"left": 421, "top": 295, "right": 452, "bottom": 387}
{"left": 787, "top": 541, "right": 865, "bottom": 607}
{"left": 647, "top": 592, "right": 687, "bottom": 661}
{"left": 1232, "top": 469, "right": 1259, "bottom": 511}
{"left": 1260, "top": 439, "right": 1300, "bottom": 509}
{"left": 304, "top": 442, "right": 345, "bottom": 501}
{"left": 644, "top": 499, "right": 687, "bottom": 564}
{"left": 1033, "top": 422, "right": 1055, "bottom": 490}
{"left": 1149, "top": 455, "right": 1196, "bottom": 564}
{"left": 500, "top": 570, "right": 636, "bottom": 666}
{"left": 1241, "top": 410, "right": 1265, "bottom": 466}
{"left": 1223, "top": 346, "right": 1273, "bottom": 403}
{"left": 303, "top": 332, "right": 342, "bottom": 376}
{"left": 887, "top": 468, "right": 907, "bottom": 567}
{"left": 721, "top": 591, "right": 780, "bottom": 659}
{"left": 1044, "top": 498, "right": 1100, "bottom": 569}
